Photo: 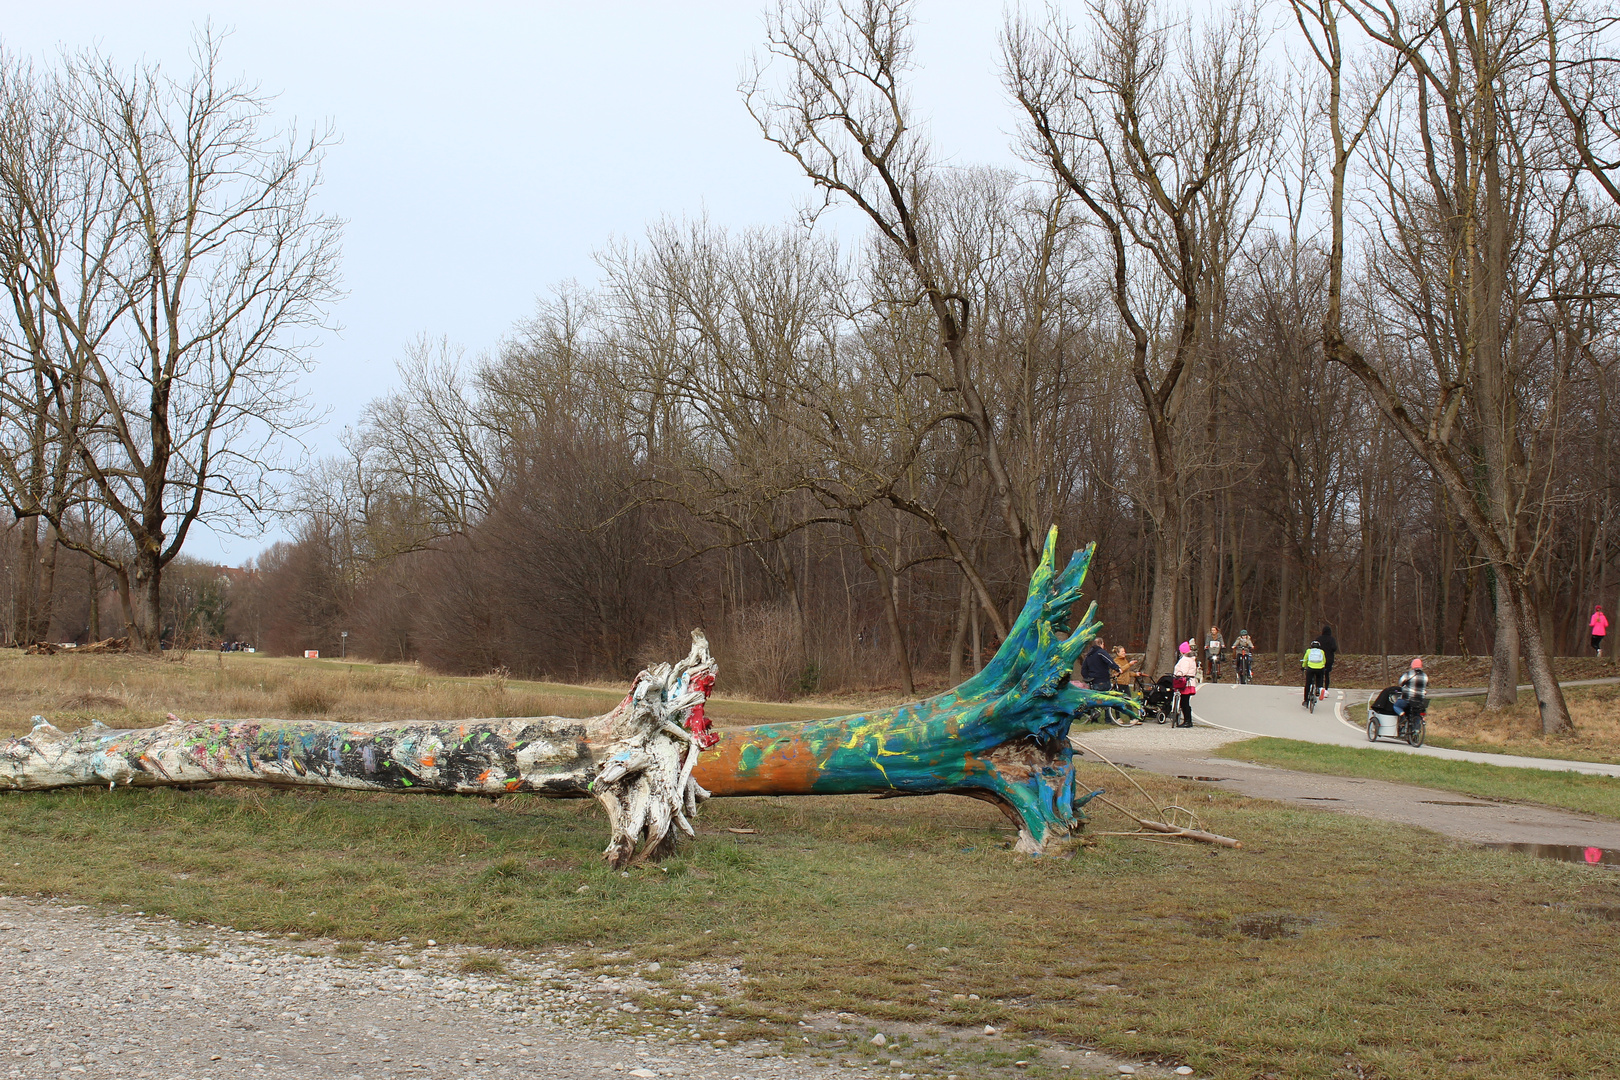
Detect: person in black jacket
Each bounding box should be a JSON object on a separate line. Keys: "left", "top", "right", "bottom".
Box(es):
{"left": 1078, "top": 637, "right": 1120, "bottom": 691}
{"left": 1319, "top": 624, "right": 1339, "bottom": 689}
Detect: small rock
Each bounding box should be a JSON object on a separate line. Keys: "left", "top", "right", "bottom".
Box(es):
{"left": 1175, "top": 1069, "right": 1194, "bottom": 1076}
{"left": 1015, "top": 1061, "right": 1029, "bottom": 1068}
{"left": 968, "top": 993, "right": 980, "bottom": 1000}
{"left": 905, "top": 943, "right": 917, "bottom": 950}
{"left": 629, "top": 1070, "right": 656, "bottom": 1079}
{"left": 870, "top": 1033, "right": 887, "bottom": 1047}
{"left": 711, "top": 1039, "right": 728, "bottom": 1047}
{"left": 889, "top": 1059, "right": 903, "bottom": 1067}
{"left": 983, "top": 1025, "right": 997, "bottom": 1036}
{"left": 952, "top": 993, "right": 967, "bottom": 1000}
{"left": 646, "top": 962, "right": 660, "bottom": 973}
{"left": 1118, "top": 1067, "right": 1136, "bottom": 1076}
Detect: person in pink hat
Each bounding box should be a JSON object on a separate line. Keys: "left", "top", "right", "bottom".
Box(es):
{"left": 1171, "top": 641, "right": 1198, "bottom": 728}
{"left": 1593, "top": 605, "right": 1609, "bottom": 655}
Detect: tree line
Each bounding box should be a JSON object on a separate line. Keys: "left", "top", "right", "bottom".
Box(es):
{"left": 3, "top": 3, "right": 1618, "bottom": 731}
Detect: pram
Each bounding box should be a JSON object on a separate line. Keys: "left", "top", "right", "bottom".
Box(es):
{"left": 1135, "top": 673, "right": 1177, "bottom": 725}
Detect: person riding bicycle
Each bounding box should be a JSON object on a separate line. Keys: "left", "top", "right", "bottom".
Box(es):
{"left": 1301, "top": 639, "right": 1327, "bottom": 706}
{"left": 1393, "top": 657, "right": 1426, "bottom": 715}
{"left": 1205, "top": 626, "right": 1224, "bottom": 682}
{"left": 1078, "top": 636, "right": 1120, "bottom": 692}
{"left": 1232, "top": 629, "right": 1255, "bottom": 683}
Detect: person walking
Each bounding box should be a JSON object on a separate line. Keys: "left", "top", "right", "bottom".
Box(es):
{"left": 1318, "top": 624, "right": 1339, "bottom": 689}
{"left": 1172, "top": 642, "right": 1198, "bottom": 728}
{"left": 1592, "top": 605, "right": 1609, "bottom": 656}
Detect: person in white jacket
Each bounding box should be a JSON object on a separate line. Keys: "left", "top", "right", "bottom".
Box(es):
{"left": 1172, "top": 642, "right": 1198, "bottom": 728}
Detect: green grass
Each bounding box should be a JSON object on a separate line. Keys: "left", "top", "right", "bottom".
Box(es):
{"left": 1, "top": 770, "right": 1618, "bottom": 1079}
{"left": 1213, "top": 736, "right": 1620, "bottom": 819}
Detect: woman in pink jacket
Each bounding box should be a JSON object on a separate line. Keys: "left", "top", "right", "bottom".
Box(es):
{"left": 1593, "top": 605, "right": 1609, "bottom": 655}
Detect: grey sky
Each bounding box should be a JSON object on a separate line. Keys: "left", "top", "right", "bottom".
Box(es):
{"left": 4, "top": 1, "right": 1022, "bottom": 564}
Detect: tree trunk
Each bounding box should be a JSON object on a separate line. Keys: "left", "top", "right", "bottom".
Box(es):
{"left": 0, "top": 532, "right": 1122, "bottom": 859}
{"left": 1487, "top": 569, "right": 1520, "bottom": 709}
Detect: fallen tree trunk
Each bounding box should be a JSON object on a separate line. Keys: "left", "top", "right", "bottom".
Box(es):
{"left": 0, "top": 529, "right": 1129, "bottom": 860}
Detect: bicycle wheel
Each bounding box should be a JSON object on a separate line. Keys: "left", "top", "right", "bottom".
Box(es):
{"left": 1367, "top": 716, "right": 1379, "bottom": 742}
{"left": 1406, "top": 719, "right": 1425, "bottom": 748}
{"left": 1106, "top": 706, "right": 1133, "bottom": 727}
{"left": 1306, "top": 688, "right": 1317, "bottom": 713}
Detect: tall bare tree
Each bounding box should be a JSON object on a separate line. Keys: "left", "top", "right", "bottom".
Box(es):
{"left": 1005, "top": 0, "right": 1276, "bottom": 673}
{"left": 0, "top": 31, "right": 341, "bottom": 650}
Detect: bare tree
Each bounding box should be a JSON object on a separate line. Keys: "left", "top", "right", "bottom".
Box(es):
{"left": 0, "top": 31, "right": 341, "bottom": 650}
{"left": 1005, "top": 0, "right": 1276, "bottom": 673}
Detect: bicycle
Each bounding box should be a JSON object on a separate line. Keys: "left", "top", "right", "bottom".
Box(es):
{"left": 1235, "top": 650, "right": 1253, "bottom": 684}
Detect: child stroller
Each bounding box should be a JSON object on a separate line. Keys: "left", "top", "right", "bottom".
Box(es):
{"left": 1135, "top": 673, "right": 1177, "bottom": 725}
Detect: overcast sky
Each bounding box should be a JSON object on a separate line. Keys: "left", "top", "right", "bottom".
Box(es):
{"left": 3, "top": 1, "right": 1027, "bottom": 564}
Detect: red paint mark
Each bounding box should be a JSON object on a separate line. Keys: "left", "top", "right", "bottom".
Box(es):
{"left": 476, "top": 769, "right": 492, "bottom": 784}
{"left": 504, "top": 778, "right": 521, "bottom": 792}
{"left": 685, "top": 672, "right": 719, "bottom": 749}
{"left": 1586, "top": 847, "right": 1604, "bottom": 864}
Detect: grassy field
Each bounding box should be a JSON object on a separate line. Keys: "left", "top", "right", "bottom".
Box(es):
{"left": 0, "top": 649, "right": 846, "bottom": 739}
{"left": 1424, "top": 683, "right": 1620, "bottom": 764}
{"left": 1212, "top": 736, "right": 1620, "bottom": 819}
{"left": 3, "top": 651, "right": 1620, "bottom": 1078}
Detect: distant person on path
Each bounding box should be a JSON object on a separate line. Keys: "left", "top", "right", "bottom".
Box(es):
{"left": 1172, "top": 642, "right": 1198, "bottom": 727}
{"left": 1318, "top": 624, "right": 1339, "bottom": 688}
{"left": 1394, "top": 657, "right": 1427, "bottom": 715}
{"left": 1301, "top": 639, "right": 1327, "bottom": 706}
{"left": 1079, "top": 636, "right": 1120, "bottom": 692}
{"left": 1205, "top": 626, "right": 1224, "bottom": 682}
{"left": 1593, "top": 605, "right": 1609, "bottom": 655}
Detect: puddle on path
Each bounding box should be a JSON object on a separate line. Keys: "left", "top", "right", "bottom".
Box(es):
{"left": 1176, "top": 775, "right": 1230, "bottom": 782}
{"left": 1422, "top": 800, "right": 1496, "bottom": 807}
{"left": 1483, "top": 842, "right": 1620, "bottom": 868}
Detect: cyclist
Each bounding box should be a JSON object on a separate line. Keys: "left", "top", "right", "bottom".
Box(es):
{"left": 1301, "top": 639, "right": 1327, "bottom": 707}
{"left": 1393, "top": 657, "right": 1427, "bottom": 716}
{"left": 1232, "top": 629, "right": 1255, "bottom": 683}
{"left": 1205, "top": 626, "right": 1224, "bottom": 682}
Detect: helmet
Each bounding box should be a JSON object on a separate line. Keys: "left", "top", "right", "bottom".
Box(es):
{"left": 1179, "top": 642, "right": 1192, "bottom": 655}
{"left": 1240, "top": 629, "right": 1248, "bottom": 635}
{"left": 1411, "top": 657, "right": 1423, "bottom": 670}
{"left": 1310, "top": 639, "right": 1320, "bottom": 647}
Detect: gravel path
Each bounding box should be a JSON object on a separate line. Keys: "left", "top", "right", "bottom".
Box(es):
{"left": 0, "top": 898, "right": 1201, "bottom": 1080}
{"left": 0, "top": 897, "right": 815, "bottom": 1080}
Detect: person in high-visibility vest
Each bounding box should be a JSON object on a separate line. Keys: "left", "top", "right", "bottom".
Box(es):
{"left": 1301, "top": 640, "right": 1327, "bottom": 706}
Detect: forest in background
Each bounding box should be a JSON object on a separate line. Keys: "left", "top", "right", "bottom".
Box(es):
{"left": 3, "top": 1, "right": 1619, "bottom": 720}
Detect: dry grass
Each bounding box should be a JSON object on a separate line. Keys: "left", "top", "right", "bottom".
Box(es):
{"left": 1427, "top": 683, "right": 1620, "bottom": 764}
{"left": 0, "top": 770, "right": 1616, "bottom": 1080}
{"left": 0, "top": 650, "right": 847, "bottom": 739}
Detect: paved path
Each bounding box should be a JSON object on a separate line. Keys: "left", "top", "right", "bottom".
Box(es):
{"left": 1074, "top": 726, "right": 1620, "bottom": 849}
{"left": 1186, "top": 681, "right": 1620, "bottom": 778}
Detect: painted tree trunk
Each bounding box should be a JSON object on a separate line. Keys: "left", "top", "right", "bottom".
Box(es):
{"left": 0, "top": 531, "right": 1128, "bottom": 859}
{"left": 694, "top": 529, "right": 1121, "bottom": 853}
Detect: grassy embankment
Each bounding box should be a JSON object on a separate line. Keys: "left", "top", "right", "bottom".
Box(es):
{"left": 2, "top": 652, "right": 1619, "bottom": 1079}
